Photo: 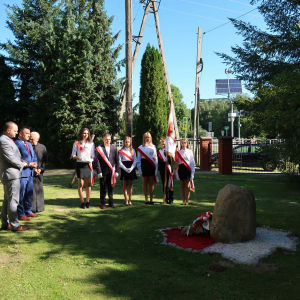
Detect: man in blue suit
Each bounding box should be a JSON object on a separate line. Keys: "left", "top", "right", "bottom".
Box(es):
{"left": 15, "top": 126, "right": 38, "bottom": 220}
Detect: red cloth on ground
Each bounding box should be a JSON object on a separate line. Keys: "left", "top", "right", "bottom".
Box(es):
{"left": 162, "top": 228, "right": 215, "bottom": 251}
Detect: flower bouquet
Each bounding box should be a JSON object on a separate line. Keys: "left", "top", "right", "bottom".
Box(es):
{"left": 181, "top": 211, "right": 213, "bottom": 236}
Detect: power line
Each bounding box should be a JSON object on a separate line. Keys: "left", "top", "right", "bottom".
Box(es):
{"left": 203, "top": 7, "right": 258, "bottom": 34}
{"left": 179, "top": 0, "right": 262, "bottom": 18}
{"left": 160, "top": 7, "right": 227, "bottom": 23}
{"left": 229, "top": 0, "right": 255, "bottom": 7}
{"left": 132, "top": 1, "right": 142, "bottom": 24}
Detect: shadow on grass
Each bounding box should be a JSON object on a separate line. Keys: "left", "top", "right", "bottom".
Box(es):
{"left": 1, "top": 174, "right": 300, "bottom": 299}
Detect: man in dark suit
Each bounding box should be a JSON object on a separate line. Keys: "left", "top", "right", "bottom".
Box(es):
{"left": 94, "top": 133, "right": 119, "bottom": 209}
{"left": 29, "top": 131, "right": 48, "bottom": 213}
{"left": 15, "top": 126, "right": 38, "bottom": 220}
{"left": 0, "top": 122, "right": 30, "bottom": 231}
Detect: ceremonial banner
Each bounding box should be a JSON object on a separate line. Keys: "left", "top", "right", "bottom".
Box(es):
{"left": 158, "top": 150, "right": 174, "bottom": 190}
{"left": 166, "top": 108, "right": 178, "bottom": 170}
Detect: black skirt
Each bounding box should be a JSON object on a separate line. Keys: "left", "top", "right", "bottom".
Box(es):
{"left": 76, "top": 162, "right": 91, "bottom": 179}
{"left": 141, "top": 158, "right": 155, "bottom": 177}
{"left": 178, "top": 163, "right": 191, "bottom": 181}
{"left": 120, "top": 161, "right": 138, "bottom": 180}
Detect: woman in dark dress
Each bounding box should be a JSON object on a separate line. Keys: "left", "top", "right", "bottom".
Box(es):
{"left": 118, "top": 136, "right": 137, "bottom": 206}
{"left": 136, "top": 132, "right": 158, "bottom": 204}
{"left": 71, "top": 128, "right": 95, "bottom": 209}
{"left": 176, "top": 138, "right": 195, "bottom": 205}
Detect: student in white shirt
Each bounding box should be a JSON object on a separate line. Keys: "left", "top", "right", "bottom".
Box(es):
{"left": 118, "top": 136, "right": 137, "bottom": 206}
{"left": 71, "top": 128, "right": 95, "bottom": 209}
{"left": 136, "top": 132, "right": 158, "bottom": 204}
{"left": 176, "top": 138, "right": 195, "bottom": 205}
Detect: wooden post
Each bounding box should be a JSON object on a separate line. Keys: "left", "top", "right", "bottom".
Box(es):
{"left": 163, "top": 161, "right": 167, "bottom": 204}
{"left": 125, "top": 0, "right": 133, "bottom": 137}
{"left": 193, "top": 27, "right": 202, "bottom": 164}
{"left": 119, "top": 1, "right": 151, "bottom": 118}
{"left": 152, "top": 1, "right": 180, "bottom": 144}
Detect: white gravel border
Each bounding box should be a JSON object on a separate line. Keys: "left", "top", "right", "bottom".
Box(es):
{"left": 157, "top": 226, "right": 299, "bottom": 265}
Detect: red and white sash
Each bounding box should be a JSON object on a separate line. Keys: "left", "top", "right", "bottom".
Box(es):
{"left": 118, "top": 149, "right": 134, "bottom": 162}
{"left": 136, "top": 147, "right": 159, "bottom": 184}
{"left": 96, "top": 146, "right": 116, "bottom": 187}
{"left": 158, "top": 150, "right": 174, "bottom": 189}
{"left": 176, "top": 150, "right": 195, "bottom": 192}
{"left": 75, "top": 141, "right": 95, "bottom": 184}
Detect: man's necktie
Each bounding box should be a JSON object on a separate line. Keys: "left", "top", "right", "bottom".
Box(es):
{"left": 25, "top": 141, "right": 31, "bottom": 155}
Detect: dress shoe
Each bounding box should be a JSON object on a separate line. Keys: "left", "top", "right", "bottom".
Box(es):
{"left": 108, "top": 204, "right": 116, "bottom": 209}
{"left": 18, "top": 215, "right": 31, "bottom": 221}
{"left": 86, "top": 202, "right": 90, "bottom": 209}
{"left": 1, "top": 224, "right": 11, "bottom": 230}
{"left": 26, "top": 213, "right": 40, "bottom": 218}
{"left": 80, "top": 202, "right": 86, "bottom": 209}
{"left": 100, "top": 205, "right": 105, "bottom": 209}
{"left": 12, "top": 225, "right": 31, "bottom": 232}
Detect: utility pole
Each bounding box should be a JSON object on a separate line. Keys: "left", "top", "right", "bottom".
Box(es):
{"left": 238, "top": 112, "right": 241, "bottom": 139}
{"left": 193, "top": 27, "right": 203, "bottom": 163}
{"left": 225, "top": 68, "right": 235, "bottom": 137}
{"left": 152, "top": 1, "right": 179, "bottom": 142}
{"left": 125, "top": 0, "right": 133, "bottom": 137}
{"left": 120, "top": 1, "right": 151, "bottom": 119}
{"left": 120, "top": 1, "right": 180, "bottom": 140}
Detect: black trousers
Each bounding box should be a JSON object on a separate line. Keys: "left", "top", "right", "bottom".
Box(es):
{"left": 160, "top": 171, "right": 174, "bottom": 203}
{"left": 100, "top": 173, "right": 114, "bottom": 205}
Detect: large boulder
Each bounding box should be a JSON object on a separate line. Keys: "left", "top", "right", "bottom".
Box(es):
{"left": 210, "top": 184, "right": 256, "bottom": 243}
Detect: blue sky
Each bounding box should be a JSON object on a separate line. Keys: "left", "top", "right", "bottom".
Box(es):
{"left": 0, "top": 0, "right": 266, "bottom": 111}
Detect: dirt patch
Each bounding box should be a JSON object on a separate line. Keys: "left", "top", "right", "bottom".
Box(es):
{"left": 206, "top": 260, "right": 235, "bottom": 273}
{"left": 218, "top": 260, "right": 235, "bottom": 268}
{"left": 240, "top": 262, "right": 280, "bottom": 274}
{"left": 0, "top": 250, "right": 24, "bottom": 264}
{"left": 206, "top": 260, "right": 279, "bottom": 274}
{"left": 207, "top": 264, "right": 227, "bottom": 273}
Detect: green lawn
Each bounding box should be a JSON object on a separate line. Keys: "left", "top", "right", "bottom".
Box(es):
{"left": 0, "top": 173, "right": 300, "bottom": 300}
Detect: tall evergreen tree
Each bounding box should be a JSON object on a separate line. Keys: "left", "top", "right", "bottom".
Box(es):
{"left": 136, "top": 44, "right": 168, "bottom": 147}
{"left": 2, "top": 0, "right": 122, "bottom": 165}
{"left": 0, "top": 56, "right": 17, "bottom": 124}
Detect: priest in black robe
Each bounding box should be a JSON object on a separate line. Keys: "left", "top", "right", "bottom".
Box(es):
{"left": 29, "top": 132, "right": 48, "bottom": 213}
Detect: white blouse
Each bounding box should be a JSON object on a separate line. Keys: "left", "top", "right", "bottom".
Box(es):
{"left": 136, "top": 144, "right": 158, "bottom": 175}
{"left": 71, "top": 141, "right": 95, "bottom": 163}
{"left": 177, "top": 149, "right": 195, "bottom": 175}
{"left": 118, "top": 148, "right": 137, "bottom": 170}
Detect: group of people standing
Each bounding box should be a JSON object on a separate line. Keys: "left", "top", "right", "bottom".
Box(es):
{"left": 72, "top": 129, "right": 195, "bottom": 208}
{"left": 0, "top": 122, "right": 47, "bottom": 232}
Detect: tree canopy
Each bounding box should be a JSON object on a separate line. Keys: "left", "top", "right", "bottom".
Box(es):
{"left": 217, "top": 0, "right": 300, "bottom": 166}
{"left": 171, "top": 84, "right": 192, "bottom": 138}
{"left": 1, "top": 0, "right": 122, "bottom": 165}
{"left": 217, "top": 0, "right": 300, "bottom": 90}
